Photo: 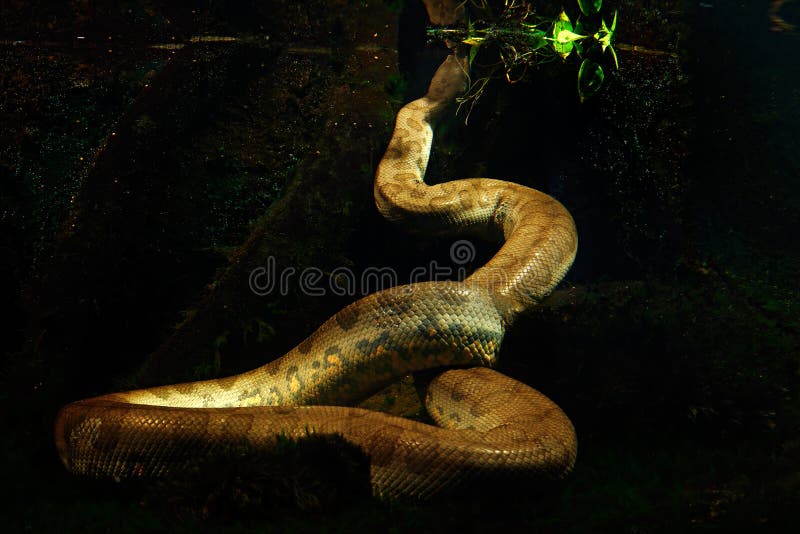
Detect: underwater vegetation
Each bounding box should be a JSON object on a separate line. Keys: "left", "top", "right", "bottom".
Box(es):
{"left": 428, "top": 0, "right": 619, "bottom": 118}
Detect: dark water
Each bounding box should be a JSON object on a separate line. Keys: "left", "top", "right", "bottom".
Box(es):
{"left": 1, "top": 0, "right": 798, "bottom": 531}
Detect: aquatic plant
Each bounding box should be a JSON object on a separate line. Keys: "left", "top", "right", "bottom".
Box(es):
{"left": 427, "top": 0, "right": 619, "bottom": 120}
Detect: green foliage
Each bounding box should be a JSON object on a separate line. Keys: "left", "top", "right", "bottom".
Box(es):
{"left": 428, "top": 0, "right": 620, "bottom": 120}
{"left": 577, "top": 58, "right": 604, "bottom": 103}
{"left": 578, "top": 0, "right": 602, "bottom": 17}
{"left": 551, "top": 11, "right": 578, "bottom": 58}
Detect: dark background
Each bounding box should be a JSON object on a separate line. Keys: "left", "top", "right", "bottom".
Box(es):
{"left": 1, "top": 0, "right": 798, "bottom": 531}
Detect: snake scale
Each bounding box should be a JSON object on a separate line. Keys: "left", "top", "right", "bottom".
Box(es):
{"left": 54, "top": 11, "right": 579, "bottom": 499}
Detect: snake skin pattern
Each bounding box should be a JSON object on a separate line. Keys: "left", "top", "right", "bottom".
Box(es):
{"left": 54, "top": 41, "right": 579, "bottom": 499}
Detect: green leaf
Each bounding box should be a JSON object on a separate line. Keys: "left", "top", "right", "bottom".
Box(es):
{"left": 609, "top": 44, "right": 619, "bottom": 70}
{"left": 469, "top": 43, "right": 480, "bottom": 67}
{"left": 577, "top": 58, "right": 604, "bottom": 103}
{"left": 552, "top": 10, "right": 575, "bottom": 58}
{"left": 464, "top": 17, "right": 483, "bottom": 46}
{"left": 526, "top": 28, "right": 549, "bottom": 50}
{"left": 577, "top": 0, "right": 602, "bottom": 16}
{"left": 594, "top": 9, "right": 618, "bottom": 68}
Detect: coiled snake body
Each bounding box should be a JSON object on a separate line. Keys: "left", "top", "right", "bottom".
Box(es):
{"left": 54, "top": 49, "right": 579, "bottom": 499}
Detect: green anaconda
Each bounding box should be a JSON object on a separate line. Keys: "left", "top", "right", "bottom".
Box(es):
{"left": 54, "top": 27, "right": 579, "bottom": 501}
